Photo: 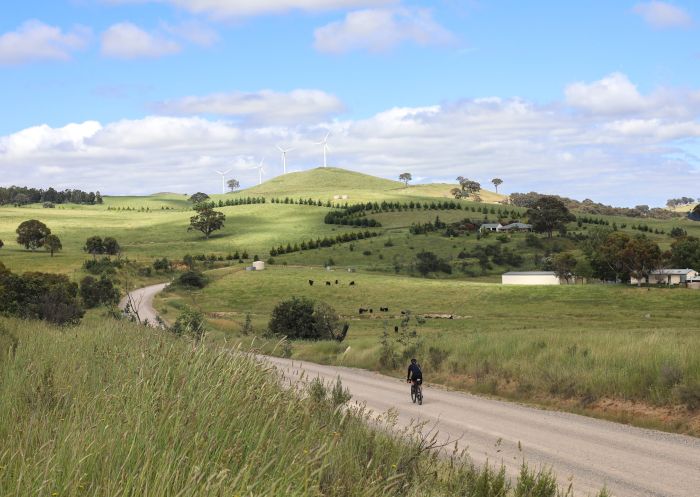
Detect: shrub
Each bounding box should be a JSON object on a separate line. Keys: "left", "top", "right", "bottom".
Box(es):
{"left": 415, "top": 250, "right": 452, "bottom": 276}
{"left": 42, "top": 202, "right": 55, "bottom": 208}
{"left": 83, "top": 257, "right": 118, "bottom": 275}
{"left": 153, "top": 257, "right": 172, "bottom": 271}
{"left": 170, "top": 308, "right": 206, "bottom": 341}
{"left": 268, "top": 297, "right": 316, "bottom": 339}
{"left": 80, "top": 275, "right": 120, "bottom": 309}
{"left": 428, "top": 346, "right": 449, "bottom": 369}
{"left": 362, "top": 250, "right": 372, "bottom": 256}
{"left": 177, "top": 271, "right": 207, "bottom": 289}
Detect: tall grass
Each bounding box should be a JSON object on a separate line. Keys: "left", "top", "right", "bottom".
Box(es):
{"left": 0, "top": 317, "right": 604, "bottom": 496}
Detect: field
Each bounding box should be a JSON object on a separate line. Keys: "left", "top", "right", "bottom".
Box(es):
{"left": 2, "top": 167, "right": 700, "bottom": 434}
{"left": 2, "top": 315, "right": 602, "bottom": 496}
{"left": 155, "top": 265, "right": 700, "bottom": 434}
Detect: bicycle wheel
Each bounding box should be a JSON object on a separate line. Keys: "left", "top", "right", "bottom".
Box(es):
{"left": 417, "top": 385, "right": 423, "bottom": 405}
{"left": 411, "top": 385, "right": 417, "bottom": 403}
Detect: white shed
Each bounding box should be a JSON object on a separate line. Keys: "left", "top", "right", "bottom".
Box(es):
{"left": 630, "top": 268, "right": 697, "bottom": 285}
{"left": 502, "top": 271, "right": 561, "bottom": 285}
{"left": 252, "top": 261, "right": 265, "bottom": 271}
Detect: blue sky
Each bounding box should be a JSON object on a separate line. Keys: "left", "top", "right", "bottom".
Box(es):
{"left": 1, "top": 0, "right": 699, "bottom": 206}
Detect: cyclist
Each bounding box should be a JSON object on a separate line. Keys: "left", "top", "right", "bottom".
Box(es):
{"left": 406, "top": 358, "right": 423, "bottom": 392}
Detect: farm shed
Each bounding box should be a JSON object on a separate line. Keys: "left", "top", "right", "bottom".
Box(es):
{"left": 252, "top": 261, "right": 266, "bottom": 271}
{"left": 630, "top": 269, "right": 698, "bottom": 286}
{"left": 502, "top": 271, "right": 561, "bottom": 285}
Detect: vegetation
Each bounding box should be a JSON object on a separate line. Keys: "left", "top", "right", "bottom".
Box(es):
{"left": 526, "top": 196, "right": 576, "bottom": 238}
{"left": 268, "top": 297, "right": 347, "bottom": 341}
{"left": 227, "top": 178, "right": 240, "bottom": 192}
{"left": 16, "top": 219, "right": 52, "bottom": 250}
{"left": 0, "top": 185, "right": 103, "bottom": 205}
{"left": 44, "top": 234, "right": 62, "bottom": 257}
{"left": 0, "top": 317, "right": 603, "bottom": 496}
{"left": 188, "top": 205, "right": 226, "bottom": 239}
{"left": 79, "top": 275, "right": 120, "bottom": 308}
{"left": 399, "top": 172, "right": 412, "bottom": 187}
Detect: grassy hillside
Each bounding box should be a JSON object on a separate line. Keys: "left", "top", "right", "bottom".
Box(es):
{"left": 0, "top": 316, "right": 594, "bottom": 496}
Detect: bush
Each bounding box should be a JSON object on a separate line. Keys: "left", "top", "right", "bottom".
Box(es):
{"left": 170, "top": 308, "right": 206, "bottom": 340}
{"left": 268, "top": 298, "right": 347, "bottom": 341}
{"left": 415, "top": 250, "right": 452, "bottom": 276}
{"left": 42, "top": 202, "right": 55, "bottom": 208}
{"left": 177, "top": 271, "right": 207, "bottom": 289}
{"left": 428, "top": 346, "right": 449, "bottom": 369}
{"left": 153, "top": 257, "right": 172, "bottom": 271}
{"left": 80, "top": 275, "right": 120, "bottom": 309}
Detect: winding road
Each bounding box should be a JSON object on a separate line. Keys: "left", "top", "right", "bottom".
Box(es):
{"left": 123, "top": 283, "right": 700, "bottom": 497}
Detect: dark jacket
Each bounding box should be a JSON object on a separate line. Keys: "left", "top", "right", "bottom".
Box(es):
{"left": 407, "top": 363, "right": 422, "bottom": 381}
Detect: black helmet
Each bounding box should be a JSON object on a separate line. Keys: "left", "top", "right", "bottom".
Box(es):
{"left": 411, "top": 358, "right": 417, "bottom": 364}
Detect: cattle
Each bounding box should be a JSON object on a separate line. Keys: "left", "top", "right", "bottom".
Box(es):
{"left": 379, "top": 307, "right": 389, "bottom": 312}
{"left": 308, "top": 280, "right": 314, "bottom": 286}
{"left": 359, "top": 308, "right": 368, "bottom": 314}
{"left": 394, "top": 326, "right": 399, "bottom": 332}
{"left": 335, "top": 279, "right": 339, "bottom": 284}
{"left": 349, "top": 281, "right": 355, "bottom": 286}
{"left": 369, "top": 308, "right": 373, "bottom": 313}
{"left": 326, "top": 281, "right": 331, "bottom": 286}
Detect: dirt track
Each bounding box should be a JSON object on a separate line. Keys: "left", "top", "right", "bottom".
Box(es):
{"left": 124, "top": 284, "right": 700, "bottom": 497}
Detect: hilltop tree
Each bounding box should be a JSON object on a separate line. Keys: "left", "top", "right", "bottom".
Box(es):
{"left": 189, "top": 192, "right": 210, "bottom": 204}
{"left": 399, "top": 173, "right": 412, "bottom": 187}
{"left": 44, "top": 234, "right": 62, "bottom": 257}
{"left": 227, "top": 179, "right": 240, "bottom": 192}
{"left": 16, "top": 220, "right": 51, "bottom": 251}
{"left": 491, "top": 178, "right": 503, "bottom": 193}
{"left": 526, "top": 196, "right": 575, "bottom": 238}
{"left": 453, "top": 176, "right": 481, "bottom": 200}
{"left": 188, "top": 205, "right": 226, "bottom": 239}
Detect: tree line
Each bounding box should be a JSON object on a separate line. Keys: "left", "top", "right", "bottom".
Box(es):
{"left": 269, "top": 231, "right": 379, "bottom": 256}
{"left": 0, "top": 186, "right": 103, "bottom": 206}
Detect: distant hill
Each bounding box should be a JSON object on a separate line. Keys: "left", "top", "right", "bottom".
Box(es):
{"left": 225, "top": 167, "right": 505, "bottom": 204}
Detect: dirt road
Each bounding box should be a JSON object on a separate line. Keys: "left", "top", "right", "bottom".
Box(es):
{"left": 119, "top": 282, "right": 169, "bottom": 327}
{"left": 125, "top": 284, "right": 700, "bottom": 497}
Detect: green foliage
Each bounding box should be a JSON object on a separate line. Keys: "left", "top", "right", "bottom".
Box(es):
{"left": 177, "top": 271, "right": 208, "bottom": 289}
{"left": 170, "top": 307, "right": 206, "bottom": 340}
{"left": 669, "top": 236, "right": 700, "bottom": 270}
{"left": 83, "top": 257, "right": 119, "bottom": 275}
{"left": 44, "top": 234, "right": 62, "bottom": 257}
{"left": 103, "top": 236, "right": 121, "bottom": 255}
{"left": 188, "top": 206, "right": 226, "bottom": 239}
{"left": 79, "top": 275, "right": 120, "bottom": 309}
{"left": 16, "top": 219, "right": 51, "bottom": 250}
{"left": 526, "top": 196, "right": 576, "bottom": 238}
{"left": 241, "top": 312, "right": 253, "bottom": 335}
{"left": 415, "top": 250, "right": 452, "bottom": 276}
{"left": 188, "top": 192, "right": 210, "bottom": 204}
{"left": 552, "top": 252, "right": 577, "bottom": 282}
{"left": 153, "top": 257, "right": 172, "bottom": 271}
{"left": 84, "top": 235, "right": 105, "bottom": 256}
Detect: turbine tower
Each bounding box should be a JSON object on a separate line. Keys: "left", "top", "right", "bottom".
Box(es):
{"left": 276, "top": 145, "right": 294, "bottom": 174}
{"left": 253, "top": 158, "right": 265, "bottom": 185}
{"left": 315, "top": 132, "right": 330, "bottom": 168}
{"left": 215, "top": 169, "right": 232, "bottom": 195}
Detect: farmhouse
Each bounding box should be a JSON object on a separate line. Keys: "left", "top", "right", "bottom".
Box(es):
{"left": 502, "top": 271, "right": 561, "bottom": 285}
{"left": 630, "top": 268, "right": 698, "bottom": 286}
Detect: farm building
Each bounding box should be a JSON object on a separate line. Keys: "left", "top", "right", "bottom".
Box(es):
{"left": 480, "top": 223, "right": 533, "bottom": 233}
{"left": 630, "top": 268, "right": 698, "bottom": 286}
{"left": 252, "top": 261, "right": 266, "bottom": 271}
{"left": 502, "top": 271, "right": 561, "bottom": 285}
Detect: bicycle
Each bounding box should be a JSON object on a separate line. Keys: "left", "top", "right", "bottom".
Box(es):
{"left": 409, "top": 379, "right": 423, "bottom": 405}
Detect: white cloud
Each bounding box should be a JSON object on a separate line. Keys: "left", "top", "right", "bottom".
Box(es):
{"left": 160, "top": 20, "right": 219, "bottom": 47}
{"left": 1, "top": 77, "right": 699, "bottom": 206}
{"left": 565, "top": 72, "right": 700, "bottom": 118}
{"left": 633, "top": 1, "right": 692, "bottom": 29}
{"left": 153, "top": 89, "right": 344, "bottom": 123}
{"left": 101, "top": 22, "right": 181, "bottom": 59}
{"left": 104, "top": 0, "right": 396, "bottom": 18}
{"left": 314, "top": 7, "right": 455, "bottom": 53}
{"left": 0, "top": 20, "right": 91, "bottom": 65}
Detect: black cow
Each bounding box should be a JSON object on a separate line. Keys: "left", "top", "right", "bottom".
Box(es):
{"left": 326, "top": 281, "right": 331, "bottom": 286}
{"left": 394, "top": 326, "right": 399, "bottom": 332}
{"left": 335, "top": 279, "right": 339, "bottom": 284}
{"left": 349, "top": 281, "right": 355, "bottom": 286}
{"left": 308, "top": 280, "right": 314, "bottom": 286}
{"left": 369, "top": 308, "right": 373, "bottom": 313}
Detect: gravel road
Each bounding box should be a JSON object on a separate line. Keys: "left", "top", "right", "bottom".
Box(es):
{"left": 124, "top": 284, "right": 700, "bottom": 497}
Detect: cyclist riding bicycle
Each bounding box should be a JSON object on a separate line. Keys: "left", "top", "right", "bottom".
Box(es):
{"left": 406, "top": 358, "right": 423, "bottom": 386}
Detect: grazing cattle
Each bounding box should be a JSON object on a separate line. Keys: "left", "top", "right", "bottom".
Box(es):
{"left": 308, "top": 280, "right": 314, "bottom": 286}
{"left": 335, "top": 279, "right": 339, "bottom": 284}
{"left": 379, "top": 307, "right": 389, "bottom": 312}
{"left": 349, "top": 281, "right": 355, "bottom": 286}
{"left": 359, "top": 308, "right": 368, "bottom": 314}
{"left": 369, "top": 308, "right": 373, "bottom": 313}
{"left": 326, "top": 281, "right": 331, "bottom": 286}
{"left": 394, "top": 326, "right": 399, "bottom": 332}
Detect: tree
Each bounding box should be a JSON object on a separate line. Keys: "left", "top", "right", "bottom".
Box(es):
{"left": 103, "top": 237, "right": 121, "bottom": 256}
{"left": 415, "top": 250, "right": 452, "bottom": 276}
{"left": 80, "top": 275, "right": 119, "bottom": 308}
{"left": 450, "top": 187, "right": 463, "bottom": 200}
{"left": 552, "top": 252, "right": 577, "bottom": 283}
{"left": 596, "top": 231, "right": 631, "bottom": 281}
{"left": 526, "top": 196, "right": 575, "bottom": 238}
{"left": 227, "top": 179, "right": 240, "bottom": 192}
{"left": 170, "top": 307, "right": 206, "bottom": 341}
{"left": 399, "top": 173, "right": 412, "bottom": 187}
{"left": 189, "top": 192, "right": 210, "bottom": 204}
{"left": 313, "top": 301, "right": 349, "bottom": 342}
{"left": 669, "top": 236, "right": 700, "bottom": 270}
{"left": 95, "top": 191, "right": 103, "bottom": 204}
{"left": 620, "top": 235, "right": 662, "bottom": 286}
{"left": 44, "top": 234, "right": 62, "bottom": 257}
{"left": 491, "top": 178, "right": 503, "bottom": 193}
{"left": 268, "top": 297, "right": 317, "bottom": 339}
{"left": 16, "top": 220, "right": 51, "bottom": 251}
{"left": 84, "top": 236, "right": 104, "bottom": 258}
{"left": 188, "top": 206, "right": 226, "bottom": 239}
{"left": 455, "top": 176, "right": 481, "bottom": 199}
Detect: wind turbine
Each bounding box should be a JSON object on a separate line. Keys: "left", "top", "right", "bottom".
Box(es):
{"left": 215, "top": 169, "right": 232, "bottom": 194}
{"left": 315, "top": 132, "right": 330, "bottom": 168}
{"left": 253, "top": 158, "right": 265, "bottom": 185}
{"left": 276, "top": 145, "right": 295, "bottom": 174}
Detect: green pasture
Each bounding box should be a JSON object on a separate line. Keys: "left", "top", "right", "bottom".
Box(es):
{"left": 157, "top": 265, "right": 700, "bottom": 423}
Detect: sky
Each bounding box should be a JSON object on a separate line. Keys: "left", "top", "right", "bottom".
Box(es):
{"left": 0, "top": 0, "right": 699, "bottom": 206}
